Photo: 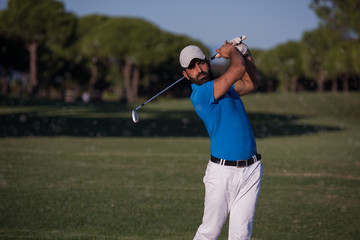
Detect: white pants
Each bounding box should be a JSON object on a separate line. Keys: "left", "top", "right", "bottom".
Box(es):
{"left": 194, "top": 160, "right": 263, "bottom": 240}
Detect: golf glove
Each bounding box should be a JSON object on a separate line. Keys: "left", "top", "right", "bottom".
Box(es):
{"left": 229, "top": 37, "right": 243, "bottom": 45}
{"left": 229, "top": 37, "right": 248, "bottom": 55}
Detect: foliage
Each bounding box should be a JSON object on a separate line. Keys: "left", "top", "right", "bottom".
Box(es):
{"left": 310, "top": 0, "right": 360, "bottom": 39}
{"left": 0, "top": 0, "right": 77, "bottom": 96}
{"left": 275, "top": 42, "right": 304, "bottom": 91}
{"left": 302, "top": 27, "right": 339, "bottom": 77}
{"left": 1, "top": 0, "right": 360, "bottom": 100}
{"left": 304, "top": 0, "right": 360, "bottom": 91}
{"left": 0, "top": 0, "right": 77, "bottom": 46}
{"left": 322, "top": 41, "right": 350, "bottom": 79}
{"left": 73, "top": 16, "right": 209, "bottom": 101}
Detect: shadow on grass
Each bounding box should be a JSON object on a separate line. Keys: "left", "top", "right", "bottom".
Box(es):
{"left": 0, "top": 99, "right": 340, "bottom": 138}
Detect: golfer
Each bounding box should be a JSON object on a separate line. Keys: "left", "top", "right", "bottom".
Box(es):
{"left": 179, "top": 41, "right": 262, "bottom": 240}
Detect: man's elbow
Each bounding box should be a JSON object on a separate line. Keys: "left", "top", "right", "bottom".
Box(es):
{"left": 248, "top": 74, "right": 259, "bottom": 93}
{"left": 252, "top": 78, "right": 259, "bottom": 92}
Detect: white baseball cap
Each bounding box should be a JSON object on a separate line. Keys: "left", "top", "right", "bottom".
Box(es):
{"left": 179, "top": 45, "right": 206, "bottom": 68}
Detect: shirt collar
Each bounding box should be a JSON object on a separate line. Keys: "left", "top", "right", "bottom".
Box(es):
{"left": 191, "top": 83, "right": 199, "bottom": 91}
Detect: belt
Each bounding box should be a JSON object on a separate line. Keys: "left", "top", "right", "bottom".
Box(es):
{"left": 210, "top": 154, "right": 261, "bottom": 168}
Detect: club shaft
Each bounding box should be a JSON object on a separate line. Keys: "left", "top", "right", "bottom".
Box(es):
{"left": 135, "top": 76, "right": 185, "bottom": 111}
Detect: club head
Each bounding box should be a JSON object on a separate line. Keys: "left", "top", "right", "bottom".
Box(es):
{"left": 132, "top": 109, "right": 139, "bottom": 123}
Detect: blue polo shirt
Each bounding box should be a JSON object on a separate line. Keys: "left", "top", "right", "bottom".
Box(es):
{"left": 190, "top": 81, "right": 257, "bottom": 160}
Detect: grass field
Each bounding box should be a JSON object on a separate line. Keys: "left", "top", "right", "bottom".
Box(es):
{"left": 0, "top": 93, "right": 359, "bottom": 239}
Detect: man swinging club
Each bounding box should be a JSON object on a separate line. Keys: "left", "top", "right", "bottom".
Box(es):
{"left": 179, "top": 39, "right": 262, "bottom": 240}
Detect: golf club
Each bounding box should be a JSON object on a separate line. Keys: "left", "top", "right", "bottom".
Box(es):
{"left": 131, "top": 35, "right": 246, "bottom": 123}
{"left": 131, "top": 76, "right": 185, "bottom": 123}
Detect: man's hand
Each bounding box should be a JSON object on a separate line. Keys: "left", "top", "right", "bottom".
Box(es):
{"left": 215, "top": 41, "right": 240, "bottom": 59}
{"left": 227, "top": 38, "right": 248, "bottom": 56}
{"left": 229, "top": 37, "right": 249, "bottom": 55}
{"left": 213, "top": 41, "right": 246, "bottom": 99}
{"left": 235, "top": 43, "right": 249, "bottom": 55}
{"left": 228, "top": 36, "right": 244, "bottom": 45}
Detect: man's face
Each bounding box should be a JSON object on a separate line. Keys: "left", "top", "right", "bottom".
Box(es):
{"left": 183, "top": 59, "right": 211, "bottom": 85}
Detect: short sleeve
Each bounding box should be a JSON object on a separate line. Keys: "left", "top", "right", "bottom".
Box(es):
{"left": 191, "top": 81, "right": 216, "bottom": 113}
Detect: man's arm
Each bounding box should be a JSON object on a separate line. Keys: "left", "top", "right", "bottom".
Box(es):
{"left": 233, "top": 50, "right": 259, "bottom": 96}
{"left": 213, "top": 42, "right": 246, "bottom": 100}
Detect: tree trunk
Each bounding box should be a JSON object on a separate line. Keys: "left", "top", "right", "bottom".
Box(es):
{"left": 89, "top": 57, "right": 98, "bottom": 97}
{"left": 317, "top": 69, "right": 326, "bottom": 92}
{"left": 297, "top": 83, "right": 303, "bottom": 92}
{"left": 27, "top": 42, "right": 38, "bottom": 96}
{"left": 343, "top": 73, "right": 349, "bottom": 92}
{"left": 123, "top": 61, "right": 133, "bottom": 103}
{"left": 1, "top": 67, "right": 7, "bottom": 95}
{"left": 290, "top": 76, "right": 297, "bottom": 92}
{"left": 122, "top": 61, "right": 139, "bottom": 103}
{"left": 331, "top": 77, "right": 337, "bottom": 92}
{"left": 132, "top": 66, "right": 139, "bottom": 102}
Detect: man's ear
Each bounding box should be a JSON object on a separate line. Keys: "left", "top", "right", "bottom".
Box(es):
{"left": 182, "top": 70, "right": 190, "bottom": 80}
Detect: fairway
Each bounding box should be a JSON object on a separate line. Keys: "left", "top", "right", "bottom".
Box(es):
{"left": 0, "top": 93, "right": 359, "bottom": 239}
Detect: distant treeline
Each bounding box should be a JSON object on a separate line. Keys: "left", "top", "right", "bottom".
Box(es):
{"left": 0, "top": 0, "right": 359, "bottom": 102}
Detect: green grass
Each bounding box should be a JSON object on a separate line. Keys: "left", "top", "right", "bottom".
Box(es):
{"left": 0, "top": 93, "right": 359, "bottom": 239}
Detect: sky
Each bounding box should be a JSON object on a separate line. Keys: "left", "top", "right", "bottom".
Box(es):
{"left": 0, "top": 0, "right": 320, "bottom": 51}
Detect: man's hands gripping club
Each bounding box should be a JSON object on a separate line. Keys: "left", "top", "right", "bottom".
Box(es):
{"left": 229, "top": 36, "right": 249, "bottom": 55}
{"left": 214, "top": 35, "right": 257, "bottom": 99}
{"left": 212, "top": 35, "right": 248, "bottom": 59}
{"left": 213, "top": 42, "right": 247, "bottom": 99}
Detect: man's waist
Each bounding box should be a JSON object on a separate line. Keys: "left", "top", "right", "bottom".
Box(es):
{"left": 210, "top": 154, "right": 261, "bottom": 168}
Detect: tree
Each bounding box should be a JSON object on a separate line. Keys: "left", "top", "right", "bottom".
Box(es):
{"left": 301, "top": 27, "right": 342, "bottom": 91}
{"left": 73, "top": 15, "right": 110, "bottom": 99}
{"left": 253, "top": 48, "right": 280, "bottom": 92}
{"left": 342, "top": 41, "right": 360, "bottom": 91}
{"left": 76, "top": 17, "right": 158, "bottom": 102}
{"left": 271, "top": 41, "right": 304, "bottom": 92}
{"left": 310, "top": 0, "right": 360, "bottom": 39}
{"left": 322, "top": 42, "right": 349, "bottom": 91}
{"left": 348, "top": 41, "right": 360, "bottom": 77}
{"left": 0, "top": 0, "right": 77, "bottom": 96}
{"left": 309, "top": 0, "right": 360, "bottom": 92}
{"left": 76, "top": 16, "right": 209, "bottom": 102}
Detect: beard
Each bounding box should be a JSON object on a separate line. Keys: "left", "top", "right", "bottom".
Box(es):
{"left": 190, "top": 70, "right": 212, "bottom": 85}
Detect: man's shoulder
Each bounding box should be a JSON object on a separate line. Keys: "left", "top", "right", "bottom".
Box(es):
{"left": 192, "top": 81, "right": 213, "bottom": 91}
{"left": 191, "top": 81, "right": 215, "bottom": 107}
